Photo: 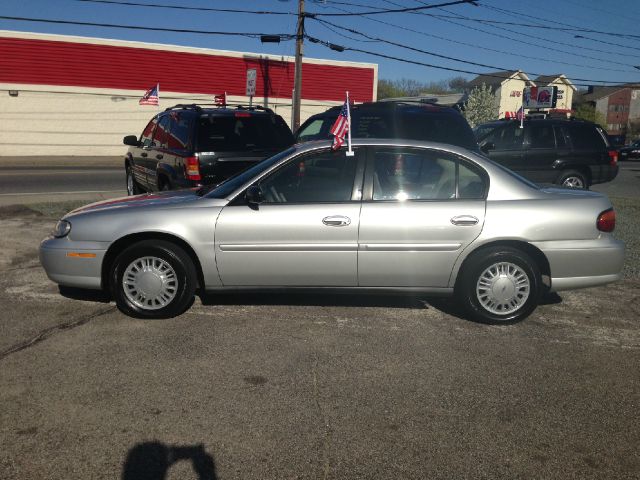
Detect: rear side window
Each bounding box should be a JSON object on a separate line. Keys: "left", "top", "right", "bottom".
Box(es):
{"left": 197, "top": 114, "right": 294, "bottom": 151}
{"left": 167, "top": 111, "right": 192, "bottom": 150}
{"left": 567, "top": 124, "right": 606, "bottom": 150}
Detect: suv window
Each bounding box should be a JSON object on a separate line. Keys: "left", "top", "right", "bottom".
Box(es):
{"left": 484, "top": 124, "right": 524, "bottom": 150}
{"left": 529, "top": 124, "right": 556, "bottom": 149}
{"left": 566, "top": 124, "right": 606, "bottom": 150}
{"left": 140, "top": 117, "right": 157, "bottom": 147}
{"left": 260, "top": 149, "right": 359, "bottom": 203}
{"left": 197, "top": 114, "right": 293, "bottom": 151}
{"left": 153, "top": 114, "right": 171, "bottom": 148}
{"left": 167, "top": 111, "right": 192, "bottom": 150}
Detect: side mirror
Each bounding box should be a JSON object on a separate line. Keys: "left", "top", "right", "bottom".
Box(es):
{"left": 123, "top": 135, "right": 140, "bottom": 147}
{"left": 245, "top": 185, "right": 264, "bottom": 207}
{"left": 480, "top": 141, "right": 495, "bottom": 153}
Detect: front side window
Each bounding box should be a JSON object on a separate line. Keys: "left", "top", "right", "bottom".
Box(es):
{"left": 140, "top": 117, "right": 158, "bottom": 147}
{"left": 371, "top": 148, "right": 486, "bottom": 201}
{"left": 484, "top": 124, "right": 524, "bottom": 150}
{"left": 259, "top": 149, "right": 360, "bottom": 203}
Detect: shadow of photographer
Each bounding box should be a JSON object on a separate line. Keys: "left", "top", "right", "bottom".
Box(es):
{"left": 122, "top": 441, "right": 217, "bottom": 480}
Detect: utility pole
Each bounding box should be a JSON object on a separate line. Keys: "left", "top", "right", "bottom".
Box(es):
{"left": 292, "top": 0, "right": 304, "bottom": 131}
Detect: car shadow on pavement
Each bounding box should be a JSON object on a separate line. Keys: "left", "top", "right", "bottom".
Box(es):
{"left": 122, "top": 441, "right": 217, "bottom": 480}
{"left": 58, "top": 285, "right": 111, "bottom": 303}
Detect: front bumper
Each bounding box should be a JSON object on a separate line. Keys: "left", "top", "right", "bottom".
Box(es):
{"left": 532, "top": 236, "right": 625, "bottom": 292}
{"left": 39, "top": 237, "right": 109, "bottom": 290}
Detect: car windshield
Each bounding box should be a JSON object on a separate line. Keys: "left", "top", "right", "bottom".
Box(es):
{"left": 205, "top": 147, "right": 296, "bottom": 198}
{"left": 196, "top": 114, "right": 293, "bottom": 151}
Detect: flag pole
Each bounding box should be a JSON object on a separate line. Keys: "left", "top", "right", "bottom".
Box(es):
{"left": 345, "top": 91, "right": 354, "bottom": 157}
{"left": 520, "top": 90, "right": 524, "bottom": 129}
{"left": 157, "top": 83, "right": 160, "bottom": 113}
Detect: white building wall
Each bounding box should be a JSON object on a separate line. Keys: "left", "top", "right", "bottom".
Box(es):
{"left": 0, "top": 84, "right": 340, "bottom": 156}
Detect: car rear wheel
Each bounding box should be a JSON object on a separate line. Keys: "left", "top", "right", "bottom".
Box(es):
{"left": 111, "top": 240, "right": 197, "bottom": 319}
{"left": 126, "top": 166, "right": 142, "bottom": 195}
{"left": 456, "top": 247, "right": 541, "bottom": 324}
{"left": 558, "top": 170, "right": 588, "bottom": 189}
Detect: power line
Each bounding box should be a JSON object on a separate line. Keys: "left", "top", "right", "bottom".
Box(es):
{"left": 74, "top": 0, "right": 295, "bottom": 15}
{"left": 480, "top": 4, "right": 640, "bottom": 53}
{"left": 307, "top": 0, "right": 478, "bottom": 16}
{"left": 0, "top": 15, "right": 296, "bottom": 39}
{"left": 306, "top": 34, "right": 635, "bottom": 87}
{"left": 310, "top": 17, "right": 632, "bottom": 84}
{"left": 383, "top": 0, "right": 638, "bottom": 70}
{"left": 311, "top": 2, "right": 635, "bottom": 72}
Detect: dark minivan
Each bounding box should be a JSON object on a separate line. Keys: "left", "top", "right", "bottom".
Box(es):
{"left": 295, "top": 100, "right": 479, "bottom": 152}
{"left": 124, "top": 104, "right": 294, "bottom": 194}
{"left": 474, "top": 118, "right": 618, "bottom": 189}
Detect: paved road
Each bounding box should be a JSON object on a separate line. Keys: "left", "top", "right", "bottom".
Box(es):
{"left": 0, "top": 213, "right": 638, "bottom": 480}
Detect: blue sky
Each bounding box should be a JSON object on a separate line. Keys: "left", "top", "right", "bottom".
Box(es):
{"left": 1, "top": 0, "right": 640, "bottom": 87}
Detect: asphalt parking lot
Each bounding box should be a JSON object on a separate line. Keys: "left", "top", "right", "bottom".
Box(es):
{"left": 0, "top": 167, "right": 639, "bottom": 479}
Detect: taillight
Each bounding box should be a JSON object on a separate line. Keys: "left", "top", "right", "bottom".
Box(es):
{"left": 597, "top": 208, "right": 615, "bottom": 232}
{"left": 185, "top": 156, "right": 201, "bottom": 181}
{"left": 608, "top": 150, "right": 618, "bottom": 166}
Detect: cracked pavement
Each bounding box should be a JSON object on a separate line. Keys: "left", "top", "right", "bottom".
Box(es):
{"left": 0, "top": 207, "right": 639, "bottom": 479}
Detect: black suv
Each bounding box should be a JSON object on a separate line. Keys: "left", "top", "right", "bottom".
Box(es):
{"left": 123, "top": 104, "right": 294, "bottom": 194}
{"left": 474, "top": 118, "right": 618, "bottom": 189}
{"left": 295, "top": 100, "right": 479, "bottom": 152}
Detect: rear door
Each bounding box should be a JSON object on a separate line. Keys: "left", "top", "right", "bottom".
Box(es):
{"left": 523, "top": 122, "right": 562, "bottom": 184}
{"left": 214, "top": 147, "right": 365, "bottom": 286}
{"left": 357, "top": 146, "right": 487, "bottom": 287}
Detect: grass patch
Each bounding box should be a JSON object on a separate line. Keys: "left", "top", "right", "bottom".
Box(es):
{"left": 25, "top": 200, "right": 91, "bottom": 219}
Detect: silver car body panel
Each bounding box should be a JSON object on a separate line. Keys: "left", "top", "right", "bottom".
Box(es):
{"left": 39, "top": 139, "right": 625, "bottom": 295}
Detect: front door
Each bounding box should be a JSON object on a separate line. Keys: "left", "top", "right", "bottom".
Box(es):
{"left": 214, "top": 148, "right": 365, "bottom": 286}
{"left": 358, "top": 147, "right": 487, "bottom": 287}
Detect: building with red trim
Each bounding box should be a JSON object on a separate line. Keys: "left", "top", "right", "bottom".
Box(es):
{"left": 0, "top": 31, "right": 378, "bottom": 155}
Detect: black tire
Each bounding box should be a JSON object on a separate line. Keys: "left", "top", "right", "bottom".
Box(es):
{"left": 456, "top": 247, "right": 541, "bottom": 325}
{"left": 110, "top": 240, "right": 197, "bottom": 319}
{"left": 557, "top": 169, "right": 588, "bottom": 189}
{"left": 126, "top": 166, "right": 142, "bottom": 196}
{"left": 159, "top": 176, "right": 171, "bottom": 191}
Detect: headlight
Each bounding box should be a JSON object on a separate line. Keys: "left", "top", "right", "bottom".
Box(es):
{"left": 52, "top": 220, "right": 72, "bottom": 238}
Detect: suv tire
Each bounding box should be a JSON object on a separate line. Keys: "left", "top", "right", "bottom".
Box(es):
{"left": 126, "top": 166, "right": 142, "bottom": 196}
{"left": 558, "top": 170, "right": 588, "bottom": 189}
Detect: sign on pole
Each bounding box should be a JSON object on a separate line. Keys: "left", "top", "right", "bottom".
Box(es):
{"left": 523, "top": 86, "right": 558, "bottom": 109}
{"left": 246, "top": 69, "right": 257, "bottom": 97}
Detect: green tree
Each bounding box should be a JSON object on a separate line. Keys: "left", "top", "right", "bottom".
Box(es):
{"left": 464, "top": 83, "right": 497, "bottom": 127}
{"left": 573, "top": 103, "right": 606, "bottom": 129}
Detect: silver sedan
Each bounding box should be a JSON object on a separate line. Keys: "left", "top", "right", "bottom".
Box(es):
{"left": 40, "top": 140, "right": 624, "bottom": 324}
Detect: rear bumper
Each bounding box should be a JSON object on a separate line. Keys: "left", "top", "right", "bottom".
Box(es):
{"left": 532, "top": 237, "right": 625, "bottom": 292}
{"left": 589, "top": 164, "right": 618, "bottom": 185}
{"left": 39, "top": 237, "right": 107, "bottom": 290}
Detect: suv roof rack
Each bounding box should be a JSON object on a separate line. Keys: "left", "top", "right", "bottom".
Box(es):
{"left": 164, "top": 103, "right": 274, "bottom": 114}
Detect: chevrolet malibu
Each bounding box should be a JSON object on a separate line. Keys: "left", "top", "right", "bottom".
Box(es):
{"left": 40, "top": 140, "right": 625, "bottom": 324}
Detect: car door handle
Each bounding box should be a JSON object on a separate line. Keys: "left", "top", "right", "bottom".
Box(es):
{"left": 141, "top": 152, "right": 148, "bottom": 158}
{"left": 156, "top": 154, "right": 163, "bottom": 160}
{"left": 451, "top": 215, "right": 479, "bottom": 226}
{"left": 322, "top": 215, "right": 351, "bottom": 227}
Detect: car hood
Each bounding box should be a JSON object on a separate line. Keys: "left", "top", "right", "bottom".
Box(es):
{"left": 66, "top": 189, "right": 220, "bottom": 217}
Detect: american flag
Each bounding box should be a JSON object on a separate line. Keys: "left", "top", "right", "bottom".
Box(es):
{"left": 329, "top": 100, "right": 349, "bottom": 150}
{"left": 139, "top": 84, "right": 159, "bottom": 106}
{"left": 214, "top": 92, "right": 226, "bottom": 106}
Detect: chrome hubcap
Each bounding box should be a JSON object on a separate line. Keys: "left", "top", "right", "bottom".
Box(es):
{"left": 122, "top": 256, "right": 178, "bottom": 310}
{"left": 476, "top": 261, "right": 530, "bottom": 315}
{"left": 562, "top": 176, "right": 584, "bottom": 188}
{"left": 127, "top": 171, "right": 134, "bottom": 195}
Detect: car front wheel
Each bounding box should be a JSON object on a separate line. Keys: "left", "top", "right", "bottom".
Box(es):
{"left": 111, "top": 240, "right": 197, "bottom": 319}
{"left": 456, "top": 247, "right": 541, "bottom": 324}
